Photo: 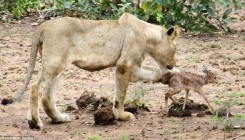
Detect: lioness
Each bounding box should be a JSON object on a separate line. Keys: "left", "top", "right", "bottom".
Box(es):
{"left": 1, "top": 13, "right": 179, "bottom": 129}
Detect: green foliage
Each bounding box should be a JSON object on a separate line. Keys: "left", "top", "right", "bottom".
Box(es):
{"left": 0, "top": 0, "right": 38, "bottom": 19}
{"left": 0, "top": 0, "right": 245, "bottom": 33}
{"left": 88, "top": 136, "right": 101, "bottom": 140}
{"left": 110, "top": 0, "right": 136, "bottom": 17}
{"left": 212, "top": 92, "right": 245, "bottom": 131}
{"left": 70, "top": 130, "right": 81, "bottom": 136}
{"left": 170, "top": 116, "right": 175, "bottom": 122}
{"left": 0, "top": 81, "right": 3, "bottom": 87}
{"left": 214, "top": 92, "right": 243, "bottom": 109}
{"left": 62, "top": 105, "right": 68, "bottom": 112}
{"left": 212, "top": 108, "right": 224, "bottom": 124}
{"left": 190, "top": 55, "right": 201, "bottom": 63}
{"left": 173, "top": 134, "right": 180, "bottom": 139}
{"left": 120, "top": 134, "right": 129, "bottom": 140}
{"left": 128, "top": 86, "right": 146, "bottom": 108}
{"left": 137, "top": 0, "right": 245, "bottom": 33}
{"left": 138, "top": 1, "right": 163, "bottom": 22}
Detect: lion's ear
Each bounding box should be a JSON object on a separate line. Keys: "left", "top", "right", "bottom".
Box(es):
{"left": 167, "top": 25, "right": 179, "bottom": 40}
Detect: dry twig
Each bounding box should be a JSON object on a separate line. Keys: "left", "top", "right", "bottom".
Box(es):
{"left": 232, "top": 133, "right": 245, "bottom": 140}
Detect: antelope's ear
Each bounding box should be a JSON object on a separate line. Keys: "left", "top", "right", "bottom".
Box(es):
{"left": 167, "top": 25, "right": 179, "bottom": 40}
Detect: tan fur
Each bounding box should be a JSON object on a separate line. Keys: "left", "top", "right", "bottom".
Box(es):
{"left": 165, "top": 66, "right": 218, "bottom": 116}
{"left": 6, "top": 13, "right": 179, "bottom": 129}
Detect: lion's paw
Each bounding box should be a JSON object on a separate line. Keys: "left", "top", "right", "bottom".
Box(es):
{"left": 123, "top": 111, "right": 135, "bottom": 121}
{"left": 51, "top": 113, "right": 71, "bottom": 124}
{"left": 61, "top": 113, "right": 71, "bottom": 122}
{"left": 26, "top": 113, "right": 43, "bottom": 129}
{"left": 28, "top": 119, "right": 43, "bottom": 130}
{"left": 113, "top": 108, "right": 135, "bottom": 121}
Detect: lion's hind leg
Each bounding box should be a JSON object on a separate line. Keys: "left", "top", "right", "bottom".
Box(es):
{"left": 40, "top": 71, "right": 70, "bottom": 124}
{"left": 26, "top": 83, "right": 43, "bottom": 129}
{"left": 27, "top": 67, "right": 70, "bottom": 129}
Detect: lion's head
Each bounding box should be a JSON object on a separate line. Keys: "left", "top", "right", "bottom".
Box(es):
{"left": 147, "top": 25, "right": 179, "bottom": 72}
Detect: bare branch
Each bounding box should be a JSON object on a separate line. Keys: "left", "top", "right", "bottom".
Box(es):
{"left": 232, "top": 133, "right": 245, "bottom": 140}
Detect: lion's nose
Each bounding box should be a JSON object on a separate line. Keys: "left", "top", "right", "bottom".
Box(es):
{"left": 167, "top": 65, "right": 172, "bottom": 70}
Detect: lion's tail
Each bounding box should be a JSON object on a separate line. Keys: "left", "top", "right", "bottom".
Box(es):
{"left": 1, "top": 28, "right": 43, "bottom": 105}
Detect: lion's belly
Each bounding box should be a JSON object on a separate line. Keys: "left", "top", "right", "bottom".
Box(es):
{"left": 71, "top": 53, "right": 119, "bottom": 72}
{"left": 69, "top": 34, "right": 123, "bottom": 72}
{"left": 72, "top": 61, "right": 113, "bottom": 72}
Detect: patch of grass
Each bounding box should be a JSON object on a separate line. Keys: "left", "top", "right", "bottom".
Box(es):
{"left": 62, "top": 105, "right": 68, "bottom": 112}
{"left": 190, "top": 55, "right": 201, "bottom": 63}
{"left": 128, "top": 86, "right": 147, "bottom": 108}
{"left": 70, "top": 130, "right": 81, "bottom": 136}
{"left": 124, "top": 99, "right": 132, "bottom": 104}
{"left": 240, "top": 92, "right": 245, "bottom": 97}
{"left": 231, "top": 56, "right": 240, "bottom": 61}
{"left": 3, "top": 90, "right": 8, "bottom": 95}
{"left": 170, "top": 117, "right": 175, "bottom": 122}
{"left": 65, "top": 73, "right": 72, "bottom": 79}
{"left": 210, "top": 43, "right": 221, "bottom": 48}
{"left": 147, "top": 120, "right": 154, "bottom": 125}
{"left": 173, "top": 134, "right": 180, "bottom": 139}
{"left": 1, "top": 32, "right": 9, "bottom": 37}
{"left": 191, "top": 134, "right": 198, "bottom": 138}
{"left": 88, "top": 136, "right": 101, "bottom": 140}
{"left": 0, "top": 81, "right": 3, "bottom": 87}
{"left": 212, "top": 92, "right": 245, "bottom": 131}
{"left": 137, "top": 131, "right": 142, "bottom": 137}
{"left": 120, "top": 134, "right": 129, "bottom": 140}
{"left": 115, "top": 121, "right": 121, "bottom": 129}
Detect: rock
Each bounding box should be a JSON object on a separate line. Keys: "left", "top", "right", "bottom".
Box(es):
{"left": 214, "top": 108, "right": 233, "bottom": 117}
{"left": 93, "top": 107, "right": 116, "bottom": 125}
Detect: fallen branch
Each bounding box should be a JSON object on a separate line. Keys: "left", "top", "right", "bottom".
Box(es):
{"left": 36, "top": 7, "right": 57, "bottom": 21}
{"left": 57, "top": 102, "right": 74, "bottom": 106}
{"left": 232, "top": 133, "right": 245, "bottom": 140}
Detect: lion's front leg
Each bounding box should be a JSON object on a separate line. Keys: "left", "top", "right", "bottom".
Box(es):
{"left": 130, "top": 65, "right": 179, "bottom": 86}
{"left": 130, "top": 65, "right": 162, "bottom": 82}
{"left": 113, "top": 63, "right": 135, "bottom": 121}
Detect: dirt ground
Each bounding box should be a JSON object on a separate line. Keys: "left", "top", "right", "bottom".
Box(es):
{"left": 0, "top": 11, "right": 245, "bottom": 140}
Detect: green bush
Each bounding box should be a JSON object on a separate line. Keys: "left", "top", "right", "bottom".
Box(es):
{"left": 0, "top": 0, "right": 38, "bottom": 19}
{"left": 137, "top": 0, "right": 245, "bottom": 33}
{"left": 212, "top": 92, "right": 245, "bottom": 131}
{"left": 0, "top": 0, "right": 244, "bottom": 33}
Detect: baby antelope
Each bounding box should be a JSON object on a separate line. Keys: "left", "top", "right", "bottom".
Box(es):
{"left": 165, "top": 66, "right": 218, "bottom": 116}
